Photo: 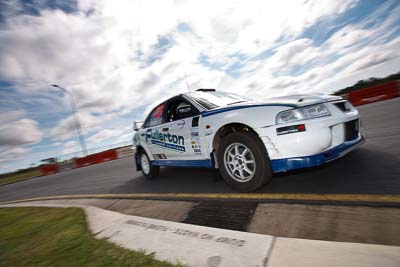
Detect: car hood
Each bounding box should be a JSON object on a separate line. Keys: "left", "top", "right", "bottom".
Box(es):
{"left": 225, "top": 94, "right": 342, "bottom": 108}
{"left": 200, "top": 94, "right": 343, "bottom": 117}
{"left": 262, "top": 94, "right": 342, "bottom": 106}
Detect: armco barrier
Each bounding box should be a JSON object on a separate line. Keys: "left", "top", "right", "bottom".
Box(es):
{"left": 40, "top": 164, "right": 60, "bottom": 175}
{"left": 96, "top": 149, "right": 118, "bottom": 162}
{"left": 74, "top": 154, "right": 94, "bottom": 168}
{"left": 38, "top": 146, "right": 130, "bottom": 177}
{"left": 116, "top": 146, "right": 134, "bottom": 158}
{"left": 74, "top": 149, "right": 118, "bottom": 168}
{"left": 58, "top": 160, "right": 75, "bottom": 171}
{"left": 347, "top": 80, "right": 399, "bottom": 106}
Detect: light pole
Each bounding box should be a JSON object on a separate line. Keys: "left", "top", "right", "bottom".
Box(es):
{"left": 52, "top": 84, "right": 88, "bottom": 156}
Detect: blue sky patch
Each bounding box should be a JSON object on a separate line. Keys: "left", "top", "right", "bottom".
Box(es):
{"left": 177, "top": 22, "right": 192, "bottom": 32}
{"left": 198, "top": 53, "right": 226, "bottom": 71}
{"left": 142, "top": 34, "right": 175, "bottom": 67}
{"left": 300, "top": 0, "right": 395, "bottom": 46}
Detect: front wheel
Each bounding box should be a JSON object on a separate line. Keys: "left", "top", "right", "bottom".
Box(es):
{"left": 217, "top": 132, "right": 272, "bottom": 192}
{"left": 139, "top": 151, "right": 159, "bottom": 179}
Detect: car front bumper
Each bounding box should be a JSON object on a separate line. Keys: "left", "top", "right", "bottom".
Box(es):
{"left": 269, "top": 135, "right": 364, "bottom": 172}
{"left": 254, "top": 105, "right": 364, "bottom": 172}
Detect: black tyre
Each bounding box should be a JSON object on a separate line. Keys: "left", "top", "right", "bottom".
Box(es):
{"left": 217, "top": 131, "right": 272, "bottom": 192}
{"left": 139, "top": 151, "right": 159, "bottom": 179}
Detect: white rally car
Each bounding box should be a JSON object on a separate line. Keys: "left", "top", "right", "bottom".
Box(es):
{"left": 133, "top": 89, "right": 364, "bottom": 192}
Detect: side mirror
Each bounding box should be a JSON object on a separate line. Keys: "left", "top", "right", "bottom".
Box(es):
{"left": 133, "top": 121, "right": 139, "bottom": 131}
{"left": 176, "top": 104, "right": 192, "bottom": 116}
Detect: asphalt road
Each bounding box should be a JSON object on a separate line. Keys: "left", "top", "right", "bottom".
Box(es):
{"left": 1, "top": 98, "right": 400, "bottom": 202}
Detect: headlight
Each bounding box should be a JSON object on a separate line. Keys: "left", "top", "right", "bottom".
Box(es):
{"left": 276, "top": 104, "right": 331, "bottom": 124}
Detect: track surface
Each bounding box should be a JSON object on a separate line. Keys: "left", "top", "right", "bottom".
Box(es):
{"left": 1, "top": 98, "right": 400, "bottom": 202}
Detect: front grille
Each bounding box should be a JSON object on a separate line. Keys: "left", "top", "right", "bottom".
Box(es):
{"left": 344, "top": 119, "right": 359, "bottom": 141}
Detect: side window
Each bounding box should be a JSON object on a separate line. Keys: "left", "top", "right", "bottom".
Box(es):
{"left": 166, "top": 99, "right": 198, "bottom": 122}
{"left": 145, "top": 103, "right": 165, "bottom": 127}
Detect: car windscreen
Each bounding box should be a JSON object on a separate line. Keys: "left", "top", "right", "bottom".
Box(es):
{"left": 186, "top": 91, "right": 252, "bottom": 110}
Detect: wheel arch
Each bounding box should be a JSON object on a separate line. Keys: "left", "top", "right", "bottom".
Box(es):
{"left": 212, "top": 122, "right": 264, "bottom": 154}
{"left": 136, "top": 144, "right": 154, "bottom": 160}
{"left": 212, "top": 123, "right": 273, "bottom": 192}
{"left": 134, "top": 145, "right": 145, "bottom": 171}
{"left": 135, "top": 145, "right": 145, "bottom": 155}
{"left": 134, "top": 144, "right": 154, "bottom": 170}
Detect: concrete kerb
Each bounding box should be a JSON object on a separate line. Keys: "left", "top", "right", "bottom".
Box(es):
{"left": 1, "top": 202, "right": 400, "bottom": 267}
{"left": 267, "top": 237, "right": 400, "bottom": 267}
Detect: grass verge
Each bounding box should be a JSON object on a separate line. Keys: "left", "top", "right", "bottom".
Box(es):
{"left": 0, "top": 169, "right": 41, "bottom": 186}
{"left": 0, "top": 207, "right": 182, "bottom": 267}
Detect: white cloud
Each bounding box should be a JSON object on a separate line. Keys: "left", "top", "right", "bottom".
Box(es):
{"left": 50, "top": 142, "right": 62, "bottom": 147}
{"left": 87, "top": 128, "right": 123, "bottom": 144}
{"left": 61, "top": 140, "right": 79, "bottom": 154}
{"left": 51, "top": 112, "right": 98, "bottom": 140}
{"left": 0, "top": 110, "right": 25, "bottom": 124}
{"left": 0, "top": 115, "right": 43, "bottom": 147}
{"left": 1, "top": 0, "right": 397, "bottom": 113}
{"left": 0, "top": 0, "right": 361, "bottom": 115}
{"left": 0, "top": 147, "right": 31, "bottom": 164}
{"left": 114, "top": 131, "right": 133, "bottom": 144}
{"left": 234, "top": 1, "right": 400, "bottom": 98}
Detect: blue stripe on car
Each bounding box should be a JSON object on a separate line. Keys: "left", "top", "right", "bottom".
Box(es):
{"left": 152, "top": 159, "right": 213, "bottom": 168}
{"left": 201, "top": 104, "right": 297, "bottom": 118}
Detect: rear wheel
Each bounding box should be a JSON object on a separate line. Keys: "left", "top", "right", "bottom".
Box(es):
{"left": 217, "top": 132, "right": 272, "bottom": 192}
{"left": 139, "top": 151, "right": 159, "bottom": 179}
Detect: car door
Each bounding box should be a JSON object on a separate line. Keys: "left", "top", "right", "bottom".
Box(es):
{"left": 141, "top": 102, "right": 167, "bottom": 159}
{"left": 161, "top": 97, "right": 204, "bottom": 161}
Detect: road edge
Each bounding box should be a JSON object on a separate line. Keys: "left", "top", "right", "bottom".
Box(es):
{"left": 2, "top": 193, "right": 400, "bottom": 207}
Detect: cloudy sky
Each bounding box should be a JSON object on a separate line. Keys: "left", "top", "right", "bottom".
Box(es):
{"left": 0, "top": 0, "right": 399, "bottom": 173}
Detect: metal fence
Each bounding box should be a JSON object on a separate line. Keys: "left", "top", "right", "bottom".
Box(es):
{"left": 56, "top": 140, "right": 132, "bottom": 162}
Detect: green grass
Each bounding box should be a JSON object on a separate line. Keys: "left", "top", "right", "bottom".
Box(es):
{"left": 0, "top": 169, "right": 41, "bottom": 186}
{"left": 0, "top": 207, "right": 182, "bottom": 267}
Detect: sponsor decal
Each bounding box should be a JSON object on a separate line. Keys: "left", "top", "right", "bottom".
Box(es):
{"left": 177, "top": 120, "right": 185, "bottom": 129}
{"left": 190, "top": 127, "right": 202, "bottom": 154}
{"left": 276, "top": 124, "right": 306, "bottom": 135}
{"left": 146, "top": 129, "right": 185, "bottom": 152}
